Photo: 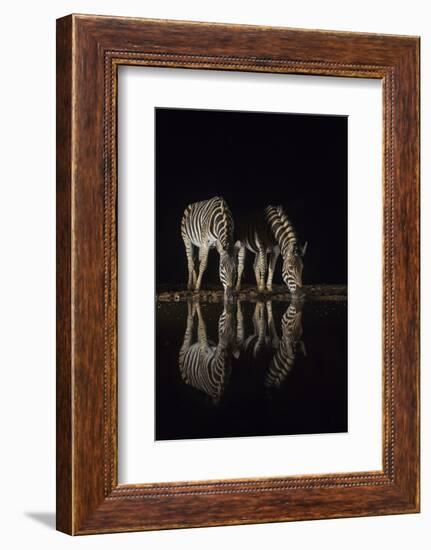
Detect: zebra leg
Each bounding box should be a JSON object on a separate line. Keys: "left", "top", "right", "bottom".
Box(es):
{"left": 195, "top": 302, "right": 208, "bottom": 346}
{"left": 257, "top": 249, "right": 267, "bottom": 292}
{"left": 252, "top": 301, "right": 266, "bottom": 357}
{"left": 236, "top": 300, "right": 245, "bottom": 348}
{"left": 253, "top": 254, "right": 260, "bottom": 290}
{"left": 179, "top": 298, "right": 196, "bottom": 379}
{"left": 266, "top": 245, "right": 280, "bottom": 291}
{"left": 195, "top": 245, "right": 209, "bottom": 291}
{"left": 266, "top": 300, "right": 280, "bottom": 348}
{"left": 235, "top": 242, "right": 245, "bottom": 292}
{"left": 183, "top": 236, "right": 197, "bottom": 290}
{"left": 253, "top": 253, "right": 260, "bottom": 291}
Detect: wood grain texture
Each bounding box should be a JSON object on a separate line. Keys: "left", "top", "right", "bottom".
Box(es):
{"left": 56, "top": 14, "right": 420, "bottom": 535}
{"left": 56, "top": 15, "right": 73, "bottom": 535}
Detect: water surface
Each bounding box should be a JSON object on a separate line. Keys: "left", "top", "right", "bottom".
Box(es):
{"left": 155, "top": 297, "right": 347, "bottom": 441}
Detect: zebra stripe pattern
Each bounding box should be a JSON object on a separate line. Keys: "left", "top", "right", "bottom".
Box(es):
{"left": 236, "top": 301, "right": 279, "bottom": 360}
{"left": 235, "top": 211, "right": 280, "bottom": 292}
{"left": 181, "top": 196, "right": 237, "bottom": 297}
{"left": 265, "top": 205, "right": 307, "bottom": 294}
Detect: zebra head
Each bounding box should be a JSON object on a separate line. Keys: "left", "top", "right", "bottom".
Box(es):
{"left": 219, "top": 246, "right": 238, "bottom": 300}
{"left": 282, "top": 241, "right": 307, "bottom": 294}
{"left": 265, "top": 298, "right": 305, "bottom": 389}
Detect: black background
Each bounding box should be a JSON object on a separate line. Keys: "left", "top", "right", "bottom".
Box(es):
{"left": 156, "top": 108, "right": 347, "bottom": 288}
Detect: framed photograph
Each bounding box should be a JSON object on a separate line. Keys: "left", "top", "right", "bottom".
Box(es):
{"left": 56, "top": 14, "right": 420, "bottom": 535}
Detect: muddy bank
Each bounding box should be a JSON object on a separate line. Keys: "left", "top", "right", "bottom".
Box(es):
{"left": 157, "top": 284, "right": 347, "bottom": 303}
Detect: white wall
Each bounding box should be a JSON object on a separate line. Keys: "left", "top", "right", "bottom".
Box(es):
{"left": 0, "top": 1, "right": 427, "bottom": 548}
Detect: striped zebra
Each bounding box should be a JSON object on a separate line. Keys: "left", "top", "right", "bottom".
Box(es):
{"left": 181, "top": 196, "right": 238, "bottom": 299}
{"left": 178, "top": 300, "right": 237, "bottom": 403}
{"left": 235, "top": 211, "right": 281, "bottom": 292}
{"left": 265, "top": 298, "right": 306, "bottom": 389}
{"left": 265, "top": 205, "right": 307, "bottom": 294}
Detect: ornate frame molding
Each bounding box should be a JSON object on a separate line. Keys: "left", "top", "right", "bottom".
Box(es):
{"left": 57, "top": 15, "right": 419, "bottom": 534}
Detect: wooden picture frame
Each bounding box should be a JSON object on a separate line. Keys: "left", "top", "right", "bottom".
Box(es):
{"left": 56, "top": 14, "right": 420, "bottom": 535}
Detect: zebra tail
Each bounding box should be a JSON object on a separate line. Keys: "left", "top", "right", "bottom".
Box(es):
{"left": 217, "top": 197, "right": 234, "bottom": 250}
{"left": 180, "top": 204, "right": 192, "bottom": 239}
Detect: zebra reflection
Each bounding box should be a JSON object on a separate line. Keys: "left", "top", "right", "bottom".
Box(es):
{"left": 236, "top": 300, "right": 280, "bottom": 360}
{"left": 265, "top": 298, "right": 306, "bottom": 389}
{"left": 179, "top": 300, "right": 237, "bottom": 403}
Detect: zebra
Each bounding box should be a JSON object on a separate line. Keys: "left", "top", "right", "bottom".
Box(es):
{"left": 265, "top": 298, "right": 306, "bottom": 389}
{"left": 234, "top": 211, "right": 281, "bottom": 292}
{"left": 181, "top": 196, "right": 238, "bottom": 299}
{"left": 265, "top": 205, "right": 307, "bottom": 294}
{"left": 178, "top": 299, "right": 238, "bottom": 403}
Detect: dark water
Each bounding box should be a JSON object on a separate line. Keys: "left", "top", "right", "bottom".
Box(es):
{"left": 155, "top": 298, "right": 347, "bottom": 441}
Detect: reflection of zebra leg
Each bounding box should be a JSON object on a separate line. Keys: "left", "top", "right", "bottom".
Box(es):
{"left": 183, "top": 236, "right": 197, "bottom": 290}
{"left": 266, "top": 300, "right": 280, "bottom": 349}
{"left": 266, "top": 245, "right": 280, "bottom": 291}
{"left": 235, "top": 241, "right": 245, "bottom": 291}
{"left": 195, "top": 245, "right": 209, "bottom": 291}
{"left": 195, "top": 302, "right": 208, "bottom": 345}
{"left": 236, "top": 300, "right": 245, "bottom": 348}
{"left": 252, "top": 301, "right": 265, "bottom": 331}
{"left": 251, "top": 302, "right": 266, "bottom": 357}
{"left": 179, "top": 299, "right": 196, "bottom": 378}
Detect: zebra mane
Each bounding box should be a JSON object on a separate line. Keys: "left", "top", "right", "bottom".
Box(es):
{"left": 265, "top": 205, "right": 298, "bottom": 257}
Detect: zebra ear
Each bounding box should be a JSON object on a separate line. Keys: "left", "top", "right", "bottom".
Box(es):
{"left": 301, "top": 241, "right": 308, "bottom": 256}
